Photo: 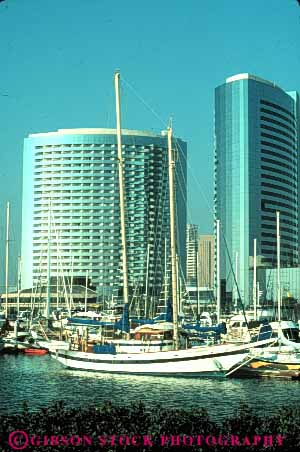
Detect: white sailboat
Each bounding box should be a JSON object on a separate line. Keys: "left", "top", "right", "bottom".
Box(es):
{"left": 228, "top": 211, "right": 300, "bottom": 379}
{"left": 51, "top": 71, "right": 275, "bottom": 376}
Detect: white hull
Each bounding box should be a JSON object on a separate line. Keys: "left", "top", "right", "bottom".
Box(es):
{"left": 6, "top": 331, "right": 28, "bottom": 340}
{"left": 3, "top": 339, "right": 29, "bottom": 350}
{"left": 51, "top": 339, "right": 274, "bottom": 376}
{"left": 37, "top": 340, "right": 70, "bottom": 353}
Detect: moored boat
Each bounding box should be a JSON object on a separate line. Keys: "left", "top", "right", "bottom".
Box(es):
{"left": 229, "top": 351, "right": 300, "bottom": 379}
{"left": 2, "top": 338, "right": 32, "bottom": 353}
{"left": 227, "top": 322, "right": 300, "bottom": 379}
{"left": 229, "top": 212, "right": 300, "bottom": 380}
{"left": 51, "top": 337, "right": 275, "bottom": 376}
{"left": 24, "top": 348, "right": 48, "bottom": 355}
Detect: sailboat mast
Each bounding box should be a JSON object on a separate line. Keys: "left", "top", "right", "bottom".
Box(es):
{"left": 196, "top": 251, "right": 200, "bottom": 320}
{"left": 234, "top": 251, "right": 238, "bottom": 312}
{"left": 17, "top": 256, "right": 21, "bottom": 316}
{"left": 70, "top": 255, "right": 74, "bottom": 310}
{"left": 114, "top": 71, "right": 129, "bottom": 306}
{"left": 164, "top": 238, "right": 168, "bottom": 310}
{"left": 5, "top": 201, "right": 10, "bottom": 318}
{"left": 253, "top": 238, "right": 257, "bottom": 321}
{"left": 85, "top": 269, "right": 88, "bottom": 313}
{"left": 276, "top": 211, "right": 281, "bottom": 322}
{"left": 57, "top": 232, "right": 59, "bottom": 310}
{"left": 216, "top": 219, "right": 221, "bottom": 323}
{"left": 144, "top": 243, "right": 150, "bottom": 317}
{"left": 167, "top": 127, "right": 179, "bottom": 350}
{"left": 46, "top": 201, "right": 51, "bottom": 319}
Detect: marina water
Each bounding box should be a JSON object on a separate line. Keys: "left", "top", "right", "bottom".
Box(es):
{"left": 1, "top": 354, "right": 300, "bottom": 421}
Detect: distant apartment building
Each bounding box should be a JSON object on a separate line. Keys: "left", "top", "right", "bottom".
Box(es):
{"left": 186, "top": 224, "right": 198, "bottom": 285}
{"left": 214, "top": 73, "right": 299, "bottom": 307}
{"left": 198, "top": 235, "right": 214, "bottom": 288}
{"left": 21, "top": 128, "right": 187, "bottom": 303}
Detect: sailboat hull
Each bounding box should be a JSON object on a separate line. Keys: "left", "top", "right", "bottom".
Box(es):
{"left": 51, "top": 340, "right": 273, "bottom": 376}
{"left": 233, "top": 351, "right": 300, "bottom": 379}
{"left": 233, "top": 359, "right": 300, "bottom": 379}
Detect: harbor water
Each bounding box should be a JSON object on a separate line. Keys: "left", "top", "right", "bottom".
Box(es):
{"left": 1, "top": 354, "right": 300, "bottom": 421}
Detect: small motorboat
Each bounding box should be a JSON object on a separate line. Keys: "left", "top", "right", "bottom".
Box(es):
{"left": 23, "top": 348, "right": 48, "bottom": 355}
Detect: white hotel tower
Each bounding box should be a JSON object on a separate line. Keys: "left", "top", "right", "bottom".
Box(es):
{"left": 21, "top": 128, "right": 187, "bottom": 301}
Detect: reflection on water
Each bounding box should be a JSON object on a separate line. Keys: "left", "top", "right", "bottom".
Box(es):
{"left": 1, "top": 354, "right": 300, "bottom": 420}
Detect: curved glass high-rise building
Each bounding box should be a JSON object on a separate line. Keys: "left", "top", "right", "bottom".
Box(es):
{"left": 214, "top": 74, "right": 299, "bottom": 306}
{"left": 21, "top": 128, "right": 187, "bottom": 303}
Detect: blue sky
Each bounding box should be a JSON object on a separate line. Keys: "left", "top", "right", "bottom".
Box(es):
{"left": 0, "top": 0, "right": 300, "bottom": 287}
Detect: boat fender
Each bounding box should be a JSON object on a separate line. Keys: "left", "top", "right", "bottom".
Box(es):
{"left": 213, "top": 358, "right": 223, "bottom": 371}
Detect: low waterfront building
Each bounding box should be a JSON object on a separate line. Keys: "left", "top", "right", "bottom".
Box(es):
{"left": 0, "top": 284, "right": 98, "bottom": 316}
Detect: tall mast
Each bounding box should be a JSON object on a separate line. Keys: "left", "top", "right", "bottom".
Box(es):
{"left": 17, "top": 256, "right": 21, "bottom": 316}
{"left": 85, "top": 269, "right": 88, "bottom": 313}
{"left": 253, "top": 238, "right": 257, "bottom": 321}
{"left": 276, "top": 211, "right": 281, "bottom": 322}
{"left": 176, "top": 254, "right": 180, "bottom": 316}
{"left": 196, "top": 251, "right": 200, "bottom": 320}
{"left": 56, "top": 232, "right": 59, "bottom": 310}
{"left": 5, "top": 201, "right": 10, "bottom": 318}
{"left": 164, "top": 238, "right": 168, "bottom": 311}
{"left": 70, "top": 255, "right": 74, "bottom": 310}
{"left": 114, "top": 71, "right": 129, "bottom": 306}
{"left": 45, "top": 201, "right": 51, "bottom": 319}
{"left": 216, "top": 219, "right": 221, "bottom": 323}
{"left": 234, "top": 251, "right": 238, "bottom": 312}
{"left": 144, "top": 243, "right": 150, "bottom": 317}
{"left": 167, "top": 127, "right": 179, "bottom": 350}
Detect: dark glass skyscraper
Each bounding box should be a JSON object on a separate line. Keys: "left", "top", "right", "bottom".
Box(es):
{"left": 214, "top": 74, "right": 299, "bottom": 306}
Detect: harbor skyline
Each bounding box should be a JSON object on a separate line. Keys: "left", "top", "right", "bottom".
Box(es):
{"left": 2, "top": 3, "right": 300, "bottom": 445}
{"left": 1, "top": 0, "right": 300, "bottom": 288}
